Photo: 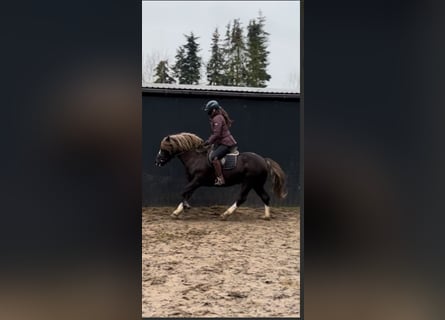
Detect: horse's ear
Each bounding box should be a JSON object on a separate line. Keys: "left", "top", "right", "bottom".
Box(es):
{"left": 166, "top": 135, "right": 170, "bottom": 141}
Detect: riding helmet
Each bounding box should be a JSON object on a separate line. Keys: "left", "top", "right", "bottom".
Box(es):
{"left": 204, "top": 100, "right": 220, "bottom": 114}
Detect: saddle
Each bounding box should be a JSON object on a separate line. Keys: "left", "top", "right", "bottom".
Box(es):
{"left": 208, "top": 146, "right": 240, "bottom": 170}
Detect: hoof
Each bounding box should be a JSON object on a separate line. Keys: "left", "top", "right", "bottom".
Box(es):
{"left": 183, "top": 202, "right": 192, "bottom": 210}
{"left": 261, "top": 215, "right": 271, "bottom": 221}
{"left": 220, "top": 214, "right": 228, "bottom": 221}
{"left": 171, "top": 213, "right": 180, "bottom": 219}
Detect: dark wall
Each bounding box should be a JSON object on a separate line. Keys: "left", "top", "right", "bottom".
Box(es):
{"left": 142, "top": 92, "right": 300, "bottom": 206}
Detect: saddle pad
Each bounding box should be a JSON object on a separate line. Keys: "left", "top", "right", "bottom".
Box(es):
{"left": 208, "top": 151, "right": 239, "bottom": 170}
{"left": 221, "top": 154, "right": 237, "bottom": 170}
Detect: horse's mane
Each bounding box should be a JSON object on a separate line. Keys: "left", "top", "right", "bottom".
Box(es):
{"left": 160, "top": 132, "right": 206, "bottom": 154}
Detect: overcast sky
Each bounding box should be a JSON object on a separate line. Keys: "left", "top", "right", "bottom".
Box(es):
{"left": 142, "top": 1, "right": 300, "bottom": 91}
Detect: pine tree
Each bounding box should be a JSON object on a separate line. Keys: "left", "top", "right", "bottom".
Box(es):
{"left": 246, "top": 12, "right": 271, "bottom": 87}
{"left": 172, "top": 46, "right": 187, "bottom": 83}
{"left": 184, "top": 32, "right": 202, "bottom": 84}
{"left": 173, "top": 33, "right": 202, "bottom": 84}
{"left": 153, "top": 60, "right": 175, "bottom": 84}
{"left": 225, "top": 19, "right": 248, "bottom": 86}
{"left": 220, "top": 23, "right": 232, "bottom": 86}
{"left": 206, "top": 28, "right": 225, "bottom": 85}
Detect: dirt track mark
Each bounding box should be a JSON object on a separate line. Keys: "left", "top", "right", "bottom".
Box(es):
{"left": 142, "top": 206, "right": 300, "bottom": 318}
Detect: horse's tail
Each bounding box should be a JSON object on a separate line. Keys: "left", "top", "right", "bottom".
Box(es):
{"left": 265, "top": 158, "right": 288, "bottom": 199}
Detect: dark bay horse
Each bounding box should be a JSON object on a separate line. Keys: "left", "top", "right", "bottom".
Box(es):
{"left": 154, "top": 132, "right": 287, "bottom": 220}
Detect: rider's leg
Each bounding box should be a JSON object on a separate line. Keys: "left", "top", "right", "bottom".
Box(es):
{"left": 212, "top": 158, "right": 225, "bottom": 185}
{"left": 211, "top": 145, "right": 230, "bottom": 186}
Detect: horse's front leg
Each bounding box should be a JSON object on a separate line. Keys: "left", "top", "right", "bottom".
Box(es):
{"left": 171, "top": 178, "right": 200, "bottom": 219}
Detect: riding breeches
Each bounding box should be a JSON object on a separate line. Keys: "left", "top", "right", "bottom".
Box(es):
{"left": 211, "top": 144, "right": 233, "bottom": 160}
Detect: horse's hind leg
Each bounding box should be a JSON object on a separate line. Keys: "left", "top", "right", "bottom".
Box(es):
{"left": 221, "top": 183, "right": 252, "bottom": 220}
{"left": 254, "top": 185, "right": 271, "bottom": 220}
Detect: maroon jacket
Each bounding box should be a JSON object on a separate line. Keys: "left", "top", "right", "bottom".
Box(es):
{"left": 207, "top": 113, "right": 237, "bottom": 146}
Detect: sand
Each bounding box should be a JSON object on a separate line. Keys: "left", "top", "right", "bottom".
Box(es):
{"left": 142, "top": 205, "right": 300, "bottom": 318}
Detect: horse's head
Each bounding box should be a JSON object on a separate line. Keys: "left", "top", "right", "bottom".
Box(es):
{"left": 155, "top": 148, "right": 173, "bottom": 167}
{"left": 155, "top": 133, "right": 204, "bottom": 167}
{"left": 155, "top": 136, "right": 174, "bottom": 167}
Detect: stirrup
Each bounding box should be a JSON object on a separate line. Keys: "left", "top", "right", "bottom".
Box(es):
{"left": 214, "top": 177, "right": 225, "bottom": 186}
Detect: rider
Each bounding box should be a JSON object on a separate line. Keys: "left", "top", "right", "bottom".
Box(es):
{"left": 203, "top": 100, "right": 237, "bottom": 186}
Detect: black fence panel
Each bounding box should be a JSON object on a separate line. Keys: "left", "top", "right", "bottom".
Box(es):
{"left": 143, "top": 92, "right": 300, "bottom": 206}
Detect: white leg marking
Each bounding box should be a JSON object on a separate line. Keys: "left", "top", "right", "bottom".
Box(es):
{"left": 228, "top": 202, "right": 238, "bottom": 214}
{"left": 263, "top": 205, "right": 271, "bottom": 220}
{"left": 172, "top": 202, "right": 184, "bottom": 215}
{"left": 223, "top": 202, "right": 238, "bottom": 217}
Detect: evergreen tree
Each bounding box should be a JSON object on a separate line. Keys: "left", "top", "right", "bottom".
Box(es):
{"left": 225, "top": 19, "right": 248, "bottom": 86}
{"left": 173, "top": 32, "right": 202, "bottom": 84}
{"left": 220, "top": 23, "right": 232, "bottom": 86}
{"left": 153, "top": 60, "right": 175, "bottom": 83}
{"left": 172, "top": 46, "right": 187, "bottom": 83}
{"left": 184, "top": 32, "right": 202, "bottom": 84}
{"left": 206, "top": 28, "right": 225, "bottom": 85}
{"left": 246, "top": 12, "right": 271, "bottom": 87}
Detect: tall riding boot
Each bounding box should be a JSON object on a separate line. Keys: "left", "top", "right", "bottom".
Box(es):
{"left": 212, "top": 159, "right": 225, "bottom": 185}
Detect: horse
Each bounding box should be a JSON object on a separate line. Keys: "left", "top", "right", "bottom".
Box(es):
{"left": 154, "top": 132, "right": 288, "bottom": 220}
